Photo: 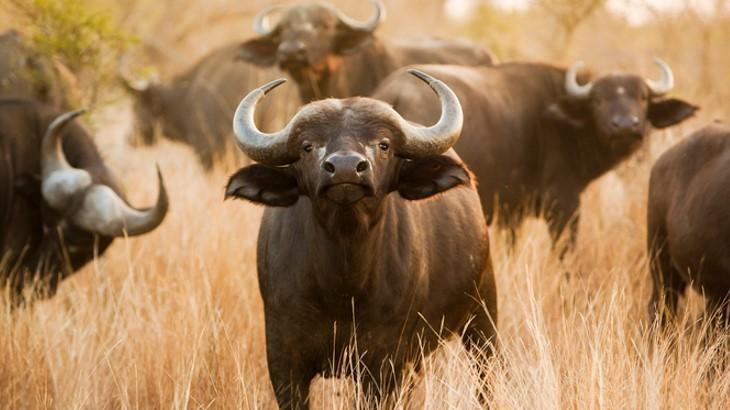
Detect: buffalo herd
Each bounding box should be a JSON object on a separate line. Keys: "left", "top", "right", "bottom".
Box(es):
{"left": 1, "top": 0, "right": 729, "bottom": 408}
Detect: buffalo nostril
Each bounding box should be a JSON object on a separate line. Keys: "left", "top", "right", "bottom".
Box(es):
{"left": 356, "top": 160, "right": 368, "bottom": 173}
{"left": 323, "top": 161, "right": 335, "bottom": 174}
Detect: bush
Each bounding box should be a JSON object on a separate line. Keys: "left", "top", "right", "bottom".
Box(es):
{"left": 7, "top": 0, "right": 135, "bottom": 106}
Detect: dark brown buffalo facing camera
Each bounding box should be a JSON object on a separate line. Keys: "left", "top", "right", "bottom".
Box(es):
{"left": 240, "top": 0, "right": 494, "bottom": 102}
{"left": 374, "top": 59, "right": 698, "bottom": 248}
{"left": 225, "top": 70, "right": 497, "bottom": 409}
{"left": 647, "top": 122, "right": 730, "bottom": 324}
{"left": 0, "top": 99, "right": 168, "bottom": 302}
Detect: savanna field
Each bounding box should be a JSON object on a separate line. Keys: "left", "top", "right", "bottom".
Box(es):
{"left": 1, "top": 0, "right": 730, "bottom": 408}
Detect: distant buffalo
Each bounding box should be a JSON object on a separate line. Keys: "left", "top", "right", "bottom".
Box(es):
{"left": 122, "top": 44, "right": 300, "bottom": 169}
{"left": 0, "top": 99, "right": 168, "bottom": 302}
{"left": 374, "top": 60, "right": 697, "bottom": 248}
{"left": 225, "top": 71, "right": 497, "bottom": 408}
{"left": 240, "top": 0, "right": 494, "bottom": 102}
{"left": 0, "top": 30, "right": 71, "bottom": 108}
{"left": 647, "top": 122, "right": 730, "bottom": 324}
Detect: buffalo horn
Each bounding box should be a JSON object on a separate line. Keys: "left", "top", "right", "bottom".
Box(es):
{"left": 41, "top": 111, "right": 168, "bottom": 237}
{"left": 645, "top": 58, "right": 674, "bottom": 96}
{"left": 565, "top": 61, "right": 593, "bottom": 98}
{"left": 392, "top": 69, "right": 464, "bottom": 158}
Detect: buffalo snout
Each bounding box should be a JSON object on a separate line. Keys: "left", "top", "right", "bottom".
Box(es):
{"left": 610, "top": 114, "right": 641, "bottom": 136}
{"left": 318, "top": 151, "right": 373, "bottom": 204}
{"left": 278, "top": 41, "right": 308, "bottom": 68}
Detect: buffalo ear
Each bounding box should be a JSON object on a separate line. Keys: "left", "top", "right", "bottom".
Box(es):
{"left": 648, "top": 98, "right": 699, "bottom": 129}
{"left": 225, "top": 165, "right": 299, "bottom": 206}
{"left": 544, "top": 97, "right": 590, "bottom": 129}
{"left": 238, "top": 37, "right": 279, "bottom": 67}
{"left": 334, "top": 26, "right": 374, "bottom": 55}
{"left": 396, "top": 155, "right": 471, "bottom": 200}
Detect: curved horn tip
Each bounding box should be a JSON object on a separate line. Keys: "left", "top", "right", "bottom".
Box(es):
{"left": 54, "top": 109, "right": 87, "bottom": 125}
{"left": 261, "top": 78, "right": 287, "bottom": 94}
{"left": 155, "top": 165, "right": 168, "bottom": 198}
{"left": 407, "top": 69, "right": 435, "bottom": 85}
{"left": 45, "top": 109, "right": 87, "bottom": 140}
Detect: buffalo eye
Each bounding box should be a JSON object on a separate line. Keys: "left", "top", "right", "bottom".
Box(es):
{"left": 302, "top": 142, "right": 313, "bottom": 153}
{"left": 378, "top": 139, "right": 390, "bottom": 151}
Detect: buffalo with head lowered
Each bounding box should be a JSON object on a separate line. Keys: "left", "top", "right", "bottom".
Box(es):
{"left": 122, "top": 44, "right": 300, "bottom": 170}
{"left": 225, "top": 71, "right": 497, "bottom": 408}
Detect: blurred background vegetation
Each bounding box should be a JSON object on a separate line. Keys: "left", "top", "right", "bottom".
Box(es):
{"left": 0, "top": 0, "right": 728, "bottom": 117}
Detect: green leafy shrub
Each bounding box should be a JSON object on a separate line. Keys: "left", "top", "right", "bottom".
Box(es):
{"left": 7, "top": 0, "right": 135, "bottom": 106}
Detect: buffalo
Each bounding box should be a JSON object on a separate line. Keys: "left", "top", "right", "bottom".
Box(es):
{"left": 0, "top": 99, "right": 168, "bottom": 302}
{"left": 122, "top": 44, "right": 300, "bottom": 169}
{"left": 373, "top": 60, "right": 698, "bottom": 248}
{"left": 647, "top": 122, "right": 730, "bottom": 324}
{"left": 225, "top": 71, "right": 497, "bottom": 408}
{"left": 239, "top": 0, "right": 494, "bottom": 102}
{"left": 0, "top": 30, "right": 70, "bottom": 108}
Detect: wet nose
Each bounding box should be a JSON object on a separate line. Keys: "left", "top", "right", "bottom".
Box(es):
{"left": 611, "top": 115, "right": 640, "bottom": 132}
{"left": 278, "top": 41, "right": 307, "bottom": 63}
{"left": 323, "top": 151, "right": 369, "bottom": 182}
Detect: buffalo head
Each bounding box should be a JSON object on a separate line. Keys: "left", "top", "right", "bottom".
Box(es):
{"left": 40, "top": 110, "right": 169, "bottom": 244}
{"left": 546, "top": 59, "right": 698, "bottom": 152}
{"left": 119, "top": 73, "right": 168, "bottom": 146}
{"left": 225, "top": 70, "right": 469, "bottom": 229}
{"left": 240, "top": 0, "right": 384, "bottom": 88}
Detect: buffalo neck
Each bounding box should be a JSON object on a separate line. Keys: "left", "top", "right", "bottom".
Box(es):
{"left": 550, "top": 124, "right": 640, "bottom": 188}
{"left": 295, "top": 37, "right": 398, "bottom": 102}
{"left": 307, "top": 197, "right": 389, "bottom": 297}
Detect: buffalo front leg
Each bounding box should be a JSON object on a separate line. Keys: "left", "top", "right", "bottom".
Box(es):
{"left": 265, "top": 331, "right": 317, "bottom": 410}
{"left": 544, "top": 193, "right": 580, "bottom": 257}
{"left": 647, "top": 226, "right": 686, "bottom": 327}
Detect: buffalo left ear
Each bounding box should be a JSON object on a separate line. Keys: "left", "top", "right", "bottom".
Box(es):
{"left": 238, "top": 37, "right": 279, "bottom": 67}
{"left": 544, "top": 97, "right": 590, "bottom": 129}
{"left": 396, "top": 155, "right": 471, "bottom": 200}
{"left": 334, "top": 26, "right": 374, "bottom": 55}
{"left": 648, "top": 99, "right": 699, "bottom": 129}
{"left": 225, "top": 165, "right": 299, "bottom": 207}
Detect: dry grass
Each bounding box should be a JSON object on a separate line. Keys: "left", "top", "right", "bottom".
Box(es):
{"left": 2, "top": 0, "right": 730, "bottom": 408}
{"left": 1, "top": 104, "right": 728, "bottom": 409}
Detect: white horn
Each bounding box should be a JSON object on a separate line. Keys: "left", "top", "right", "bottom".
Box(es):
{"left": 645, "top": 58, "right": 674, "bottom": 96}
{"left": 565, "top": 61, "right": 593, "bottom": 98}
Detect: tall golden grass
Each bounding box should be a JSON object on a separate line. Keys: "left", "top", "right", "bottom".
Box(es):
{"left": 2, "top": 0, "right": 730, "bottom": 408}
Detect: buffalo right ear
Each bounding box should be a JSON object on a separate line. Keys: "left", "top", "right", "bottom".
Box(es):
{"left": 238, "top": 37, "right": 278, "bottom": 67}
{"left": 544, "top": 97, "right": 590, "bottom": 129}
{"left": 225, "top": 164, "right": 299, "bottom": 206}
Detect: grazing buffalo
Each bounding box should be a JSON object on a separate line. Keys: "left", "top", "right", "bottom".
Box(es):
{"left": 647, "top": 122, "right": 730, "bottom": 324}
{"left": 122, "top": 44, "right": 300, "bottom": 169}
{"left": 0, "top": 99, "right": 168, "bottom": 301}
{"left": 239, "top": 0, "right": 494, "bottom": 102}
{"left": 0, "top": 30, "right": 70, "bottom": 108}
{"left": 225, "top": 71, "right": 497, "bottom": 408}
{"left": 373, "top": 60, "right": 697, "bottom": 248}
